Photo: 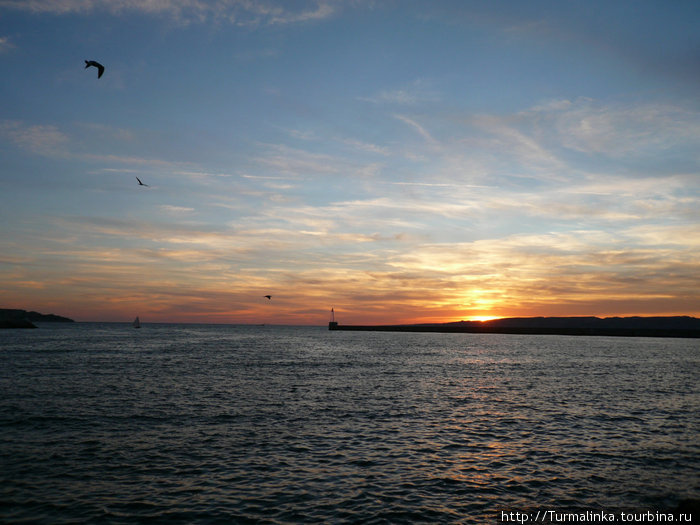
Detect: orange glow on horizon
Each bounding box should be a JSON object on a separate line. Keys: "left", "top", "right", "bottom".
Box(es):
{"left": 465, "top": 316, "right": 503, "bottom": 322}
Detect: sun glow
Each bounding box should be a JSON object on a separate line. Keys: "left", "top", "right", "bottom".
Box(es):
{"left": 467, "top": 316, "right": 502, "bottom": 322}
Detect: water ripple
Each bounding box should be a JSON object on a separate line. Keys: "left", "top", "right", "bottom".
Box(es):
{"left": 1, "top": 325, "right": 698, "bottom": 523}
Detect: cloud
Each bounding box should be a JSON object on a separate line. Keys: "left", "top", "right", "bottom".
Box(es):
{"left": 361, "top": 79, "right": 440, "bottom": 106}
{"left": 393, "top": 114, "right": 437, "bottom": 145}
{"left": 0, "top": 0, "right": 339, "bottom": 26}
{"left": 256, "top": 1, "right": 336, "bottom": 26}
{"left": 6, "top": 186, "right": 698, "bottom": 322}
{"left": 252, "top": 142, "right": 384, "bottom": 181}
{"left": 379, "top": 230, "right": 700, "bottom": 316}
{"left": 275, "top": 126, "right": 390, "bottom": 158}
{"left": 3, "top": 92, "right": 697, "bottom": 322}
{"left": 399, "top": 97, "right": 700, "bottom": 191}
{"left": 0, "top": 120, "right": 69, "bottom": 156}
{"left": 521, "top": 97, "right": 700, "bottom": 160}
{"left": 390, "top": 181, "right": 459, "bottom": 188}
{"left": 623, "top": 224, "right": 700, "bottom": 247}
{"left": 0, "top": 119, "right": 200, "bottom": 173}
{"left": 234, "top": 47, "right": 279, "bottom": 61}
{"left": 159, "top": 204, "right": 195, "bottom": 215}
{"left": 81, "top": 152, "right": 191, "bottom": 168}
{"left": 254, "top": 143, "right": 341, "bottom": 176}
{"left": 470, "top": 114, "right": 569, "bottom": 181}
{"left": 0, "top": 35, "right": 14, "bottom": 53}
{"left": 338, "top": 137, "right": 390, "bottom": 156}
{"left": 75, "top": 122, "right": 135, "bottom": 143}
{"left": 558, "top": 103, "right": 700, "bottom": 157}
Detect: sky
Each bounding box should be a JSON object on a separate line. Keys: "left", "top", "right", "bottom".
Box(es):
{"left": 1, "top": 0, "right": 699, "bottom": 325}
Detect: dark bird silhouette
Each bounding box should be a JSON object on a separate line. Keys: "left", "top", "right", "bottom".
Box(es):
{"left": 84, "top": 60, "right": 105, "bottom": 78}
{"left": 264, "top": 295, "right": 271, "bottom": 300}
{"left": 136, "top": 177, "right": 149, "bottom": 187}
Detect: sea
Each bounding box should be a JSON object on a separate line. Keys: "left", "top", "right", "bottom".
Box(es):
{"left": 1, "top": 323, "right": 698, "bottom": 524}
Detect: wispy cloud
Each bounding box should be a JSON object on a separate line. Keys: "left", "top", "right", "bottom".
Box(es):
{"left": 254, "top": 143, "right": 341, "bottom": 176}
{"left": 255, "top": 1, "right": 336, "bottom": 26}
{"left": 0, "top": 35, "right": 14, "bottom": 53}
{"left": 521, "top": 97, "right": 700, "bottom": 160}
{"left": 159, "top": 204, "right": 196, "bottom": 215}
{"left": 0, "top": 119, "right": 197, "bottom": 172}
{"left": 252, "top": 142, "right": 385, "bottom": 181}
{"left": 0, "top": 0, "right": 339, "bottom": 26}
{"left": 338, "top": 137, "right": 390, "bottom": 156}
{"left": 80, "top": 152, "right": 191, "bottom": 168}
{"left": 361, "top": 79, "right": 440, "bottom": 106}
{"left": 0, "top": 120, "right": 69, "bottom": 156}
{"left": 75, "top": 122, "right": 135, "bottom": 143}
{"left": 387, "top": 97, "right": 700, "bottom": 190}
{"left": 234, "top": 47, "right": 279, "bottom": 61}
{"left": 393, "top": 114, "right": 437, "bottom": 145}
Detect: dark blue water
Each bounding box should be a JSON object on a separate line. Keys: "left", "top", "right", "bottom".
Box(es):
{"left": 1, "top": 323, "right": 698, "bottom": 523}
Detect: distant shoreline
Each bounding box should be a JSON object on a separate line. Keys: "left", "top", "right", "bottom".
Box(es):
{"left": 329, "top": 316, "right": 700, "bottom": 338}
{"left": 0, "top": 309, "right": 74, "bottom": 329}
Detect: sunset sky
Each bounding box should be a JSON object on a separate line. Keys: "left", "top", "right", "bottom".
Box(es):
{"left": 1, "top": 0, "right": 699, "bottom": 324}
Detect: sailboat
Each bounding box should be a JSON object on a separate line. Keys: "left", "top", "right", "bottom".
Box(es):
{"left": 133, "top": 316, "right": 141, "bottom": 328}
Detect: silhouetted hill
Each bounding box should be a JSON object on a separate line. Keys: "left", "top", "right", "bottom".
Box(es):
{"left": 0, "top": 309, "right": 74, "bottom": 328}
{"left": 330, "top": 316, "right": 700, "bottom": 338}
{"left": 444, "top": 316, "right": 700, "bottom": 331}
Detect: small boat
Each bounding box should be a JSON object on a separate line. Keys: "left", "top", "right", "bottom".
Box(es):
{"left": 133, "top": 316, "right": 141, "bottom": 328}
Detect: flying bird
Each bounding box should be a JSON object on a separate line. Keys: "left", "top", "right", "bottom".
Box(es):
{"left": 136, "top": 177, "right": 149, "bottom": 187}
{"left": 84, "top": 60, "right": 105, "bottom": 79}
{"left": 264, "top": 295, "right": 271, "bottom": 300}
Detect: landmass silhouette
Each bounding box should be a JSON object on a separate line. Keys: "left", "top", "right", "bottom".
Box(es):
{"left": 0, "top": 309, "right": 74, "bottom": 328}
{"left": 329, "top": 316, "right": 700, "bottom": 338}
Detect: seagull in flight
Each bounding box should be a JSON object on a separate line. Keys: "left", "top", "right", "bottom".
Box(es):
{"left": 136, "top": 177, "right": 149, "bottom": 187}
{"left": 84, "top": 60, "right": 105, "bottom": 79}
{"left": 263, "top": 295, "right": 271, "bottom": 300}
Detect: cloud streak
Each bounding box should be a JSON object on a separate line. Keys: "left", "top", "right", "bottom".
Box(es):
{"left": 0, "top": 35, "right": 14, "bottom": 53}
{"left": 0, "top": 0, "right": 339, "bottom": 26}
{"left": 0, "top": 120, "right": 69, "bottom": 156}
